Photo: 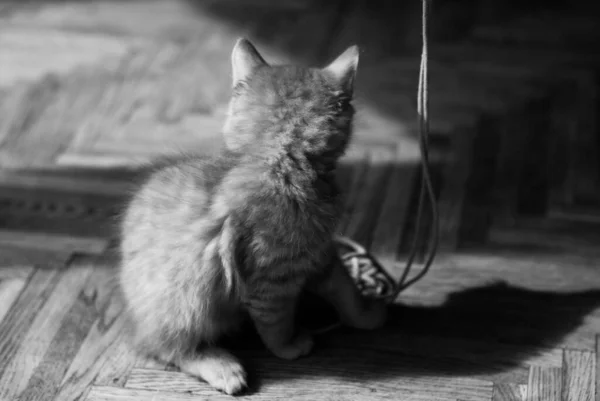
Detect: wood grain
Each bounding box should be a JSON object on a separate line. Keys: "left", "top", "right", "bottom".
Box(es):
{"left": 370, "top": 144, "right": 420, "bottom": 260}
{"left": 0, "top": 230, "right": 109, "bottom": 255}
{"left": 125, "top": 368, "right": 492, "bottom": 401}
{"left": 87, "top": 386, "right": 210, "bottom": 401}
{"left": 0, "top": 264, "right": 34, "bottom": 280}
{"left": 492, "top": 383, "right": 525, "bottom": 401}
{"left": 437, "top": 126, "right": 475, "bottom": 252}
{"left": 0, "top": 277, "right": 27, "bottom": 323}
{"left": 18, "top": 269, "right": 101, "bottom": 401}
{"left": 489, "top": 107, "right": 533, "bottom": 225}
{"left": 343, "top": 147, "right": 394, "bottom": 247}
{"left": 596, "top": 335, "right": 599, "bottom": 401}
{"left": 322, "top": 331, "right": 562, "bottom": 383}
{"left": 88, "top": 385, "right": 403, "bottom": 401}
{"left": 562, "top": 349, "right": 595, "bottom": 401}
{"left": 0, "top": 269, "right": 61, "bottom": 378}
{"left": 337, "top": 148, "right": 369, "bottom": 234}
{"left": 54, "top": 259, "right": 136, "bottom": 401}
{"left": 0, "top": 243, "right": 74, "bottom": 270}
{"left": 133, "top": 355, "right": 170, "bottom": 370}
{"left": 0, "top": 261, "right": 94, "bottom": 400}
{"left": 526, "top": 366, "right": 562, "bottom": 401}
{"left": 0, "top": 170, "right": 133, "bottom": 197}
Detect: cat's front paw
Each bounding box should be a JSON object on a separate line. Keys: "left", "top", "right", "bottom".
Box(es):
{"left": 343, "top": 299, "right": 387, "bottom": 330}
{"left": 270, "top": 329, "right": 314, "bottom": 360}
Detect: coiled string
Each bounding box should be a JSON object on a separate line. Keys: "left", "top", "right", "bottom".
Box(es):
{"left": 315, "top": 0, "right": 437, "bottom": 334}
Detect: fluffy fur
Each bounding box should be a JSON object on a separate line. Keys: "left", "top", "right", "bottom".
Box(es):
{"left": 118, "top": 39, "right": 386, "bottom": 395}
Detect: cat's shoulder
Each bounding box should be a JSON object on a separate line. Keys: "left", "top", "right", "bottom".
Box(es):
{"left": 141, "top": 151, "right": 238, "bottom": 182}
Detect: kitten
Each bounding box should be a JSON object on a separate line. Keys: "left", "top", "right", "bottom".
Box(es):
{"left": 118, "top": 38, "right": 387, "bottom": 395}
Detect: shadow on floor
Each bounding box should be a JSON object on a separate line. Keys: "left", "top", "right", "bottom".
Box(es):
{"left": 224, "top": 281, "right": 600, "bottom": 390}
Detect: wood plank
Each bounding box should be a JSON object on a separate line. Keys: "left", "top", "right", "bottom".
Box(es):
{"left": 370, "top": 143, "right": 420, "bottom": 262}
{"left": 0, "top": 265, "right": 35, "bottom": 280}
{"left": 17, "top": 265, "right": 103, "bottom": 401}
{"left": 0, "top": 259, "right": 94, "bottom": 400}
{"left": 488, "top": 219, "right": 600, "bottom": 255}
{"left": 337, "top": 148, "right": 369, "bottom": 234}
{"left": 526, "top": 366, "right": 562, "bottom": 401}
{"left": 0, "top": 269, "right": 61, "bottom": 378}
{"left": 0, "top": 73, "right": 111, "bottom": 168}
{"left": 125, "top": 367, "right": 493, "bottom": 401}
{"left": 343, "top": 147, "right": 394, "bottom": 248}
{"left": 457, "top": 114, "right": 504, "bottom": 247}
{"left": 55, "top": 257, "right": 137, "bottom": 401}
{"left": 0, "top": 277, "right": 27, "bottom": 323}
{"left": 0, "top": 170, "right": 133, "bottom": 197}
{"left": 0, "top": 244, "right": 73, "bottom": 269}
{"left": 55, "top": 151, "right": 147, "bottom": 169}
{"left": 133, "top": 355, "right": 170, "bottom": 370}
{"left": 0, "top": 78, "right": 59, "bottom": 152}
{"left": 0, "top": 186, "right": 124, "bottom": 230}
{"left": 547, "top": 83, "right": 587, "bottom": 209}
{"left": 491, "top": 105, "right": 539, "bottom": 224}
{"left": 492, "top": 383, "right": 525, "bottom": 401}
{"left": 97, "top": 383, "right": 444, "bottom": 401}
{"left": 596, "top": 335, "right": 599, "bottom": 401}
{"left": 92, "top": 318, "right": 138, "bottom": 388}
{"left": 437, "top": 127, "right": 474, "bottom": 252}
{"left": 559, "top": 77, "right": 598, "bottom": 207}
{"left": 562, "top": 349, "right": 595, "bottom": 401}
{"left": 515, "top": 98, "right": 553, "bottom": 217}
{"left": 87, "top": 386, "right": 212, "bottom": 401}
{"left": 319, "top": 330, "right": 560, "bottom": 385}
{"left": 0, "top": 230, "right": 109, "bottom": 255}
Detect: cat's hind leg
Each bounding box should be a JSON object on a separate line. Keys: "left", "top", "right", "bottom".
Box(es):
{"left": 128, "top": 316, "right": 247, "bottom": 395}
{"left": 245, "top": 285, "right": 314, "bottom": 360}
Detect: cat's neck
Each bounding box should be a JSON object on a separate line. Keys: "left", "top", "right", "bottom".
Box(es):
{"left": 225, "top": 143, "right": 338, "bottom": 197}
{"left": 263, "top": 148, "right": 339, "bottom": 199}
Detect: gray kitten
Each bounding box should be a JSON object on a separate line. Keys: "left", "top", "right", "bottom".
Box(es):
{"left": 119, "top": 39, "right": 386, "bottom": 395}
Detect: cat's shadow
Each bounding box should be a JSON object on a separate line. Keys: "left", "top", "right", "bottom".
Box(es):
{"left": 224, "top": 281, "right": 600, "bottom": 390}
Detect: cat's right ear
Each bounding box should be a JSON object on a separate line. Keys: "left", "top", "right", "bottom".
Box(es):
{"left": 231, "top": 38, "right": 268, "bottom": 87}
{"left": 323, "top": 45, "right": 359, "bottom": 94}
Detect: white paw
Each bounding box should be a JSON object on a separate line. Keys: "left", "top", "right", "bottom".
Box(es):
{"left": 182, "top": 352, "right": 247, "bottom": 395}
{"left": 204, "top": 358, "right": 247, "bottom": 395}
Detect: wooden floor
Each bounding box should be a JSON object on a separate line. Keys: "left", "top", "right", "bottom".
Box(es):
{"left": 1, "top": 1, "right": 600, "bottom": 400}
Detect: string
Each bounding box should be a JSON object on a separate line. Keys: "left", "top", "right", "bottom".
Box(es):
{"left": 313, "top": 0, "right": 437, "bottom": 334}
{"left": 390, "top": 0, "right": 438, "bottom": 297}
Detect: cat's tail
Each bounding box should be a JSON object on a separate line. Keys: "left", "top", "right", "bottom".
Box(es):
{"left": 218, "top": 216, "right": 238, "bottom": 293}
{"left": 202, "top": 216, "right": 239, "bottom": 295}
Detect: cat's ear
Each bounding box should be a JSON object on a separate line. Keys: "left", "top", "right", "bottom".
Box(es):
{"left": 231, "top": 38, "right": 268, "bottom": 87}
{"left": 323, "top": 45, "right": 359, "bottom": 94}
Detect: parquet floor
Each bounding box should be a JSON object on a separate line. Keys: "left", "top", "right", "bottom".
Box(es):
{"left": 0, "top": 1, "right": 599, "bottom": 400}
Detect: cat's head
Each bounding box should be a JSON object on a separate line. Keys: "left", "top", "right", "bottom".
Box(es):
{"left": 223, "top": 38, "right": 359, "bottom": 167}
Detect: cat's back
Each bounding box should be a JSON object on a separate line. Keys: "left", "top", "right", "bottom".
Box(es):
{"left": 121, "top": 152, "right": 242, "bottom": 247}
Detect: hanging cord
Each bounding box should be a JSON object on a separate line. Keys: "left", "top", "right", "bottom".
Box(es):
{"left": 314, "top": 0, "right": 437, "bottom": 334}
{"left": 389, "top": 0, "right": 438, "bottom": 298}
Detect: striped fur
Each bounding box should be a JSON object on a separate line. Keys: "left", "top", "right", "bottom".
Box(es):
{"left": 117, "top": 39, "right": 385, "bottom": 395}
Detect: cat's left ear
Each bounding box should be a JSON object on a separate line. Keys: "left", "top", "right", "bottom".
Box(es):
{"left": 323, "top": 45, "right": 359, "bottom": 94}
{"left": 231, "top": 38, "right": 268, "bottom": 87}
